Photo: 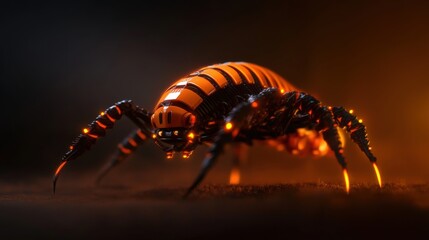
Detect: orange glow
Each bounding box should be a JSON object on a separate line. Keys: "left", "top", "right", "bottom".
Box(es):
{"left": 187, "top": 132, "right": 195, "bottom": 139}
{"left": 136, "top": 130, "right": 146, "bottom": 140}
{"left": 225, "top": 122, "right": 233, "bottom": 130}
{"left": 190, "top": 115, "right": 196, "bottom": 125}
{"left": 251, "top": 102, "right": 258, "bottom": 108}
{"left": 69, "top": 145, "right": 74, "bottom": 150}
{"left": 128, "top": 138, "right": 137, "bottom": 147}
{"left": 83, "top": 128, "right": 89, "bottom": 134}
{"left": 358, "top": 119, "right": 363, "bottom": 123}
{"left": 343, "top": 169, "right": 350, "bottom": 194}
{"left": 373, "top": 163, "right": 382, "bottom": 188}
{"left": 118, "top": 144, "right": 132, "bottom": 154}
{"left": 349, "top": 109, "right": 354, "bottom": 114}
{"left": 318, "top": 140, "right": 328, "bottom": 153}
{"left": 280, "top": 89, "right": 285, "bottom": 93}
{"left": 100, "top": 111, "right": 105, "bottom": 116}
{"left": 115, "top": 105, "right": 122, "bottom": 115}
{"left": 55, "top": 161, "right": 67, "bottom": 176}
{"left": 229, "top": 169, "right": 240, "bottom": 185}
{"left": 182, "top": 151, "right": 192, "bottom": 159}
{"left": 166, "top": 152, "right": 174, "bottom": 159}
{"left": 96, "top": 120, "right": 107, "bottom": 129}
{"left": 152, "top": 134, "right": 156, "bottom": 139}
{"left": 87, "top": 133, "right": 99, "bottom": 139}
{"left": 106, "top": 113, "right": 116, "bottom": 122}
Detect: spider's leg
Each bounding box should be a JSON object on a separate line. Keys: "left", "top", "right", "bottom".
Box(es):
{"left": 53, "top": 100, "right": 152, "bottom": 193}
{"left": 184, "top": 88, "right": 281, "bottom": 198}
{"left": 95, "top": 129, "right": 148, "bottom": 184}
{"left": 283, "top": 92, "right": 350, "bottom": 192}
{"left": 332, "top": 107, "right": 381, "bottom": 187}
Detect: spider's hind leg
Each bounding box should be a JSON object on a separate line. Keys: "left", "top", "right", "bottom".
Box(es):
{"left": 282, "top": 92, "right": 349, "bottom": 192}
{"left": 331, "top": 107, "right": 381, "bottom": 187}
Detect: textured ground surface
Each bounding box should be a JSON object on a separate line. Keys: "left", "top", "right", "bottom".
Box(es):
{"left": 1, "top": 181, "right": 429, "bottom": 239}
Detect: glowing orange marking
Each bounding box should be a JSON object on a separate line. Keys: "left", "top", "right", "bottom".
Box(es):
{"left": 318, "top": 141, "right": 328, "bottom": 154}
{"left": 115, "top": 105, "right": 122, "bottom": 115}
{"left": 187, "top": 132, "right": 195, "bottom": 139}
{"left": 152, "top": 134, "right": 156, "bottom": 139}
{"left": 55, "top": 161, "right": 67, "bottom": 176}
{"left": 232, "top": 129, "right": 240, "bottom": 138}
{"left": 373, "top": 163, "right": 382, "bottom": 188}
{"left": 96, "top": 121, "right": 107, "bottom": 129}
{"left": 328, "top": 106, "right": 332, "bottom": 110}
{"left": 100, "top": 112, "right": 105, "bottom": 116}
{"left": 225, "top": 122, "right": 233, "bottom": 130}
{"left": 229, "top": 169, "right": 240, "bottom": 185}
{"left": 251, "top": 102, "right": 258, "bottom": 108}
{"left": 87, "top": 133, "right": 99, "bottom": 139}
{"left": 358, "top": 119, "right": 363, "bottom": 123}
{"left": 118, "top": 144, "right": 131, "bottom": 154}
{"left": 280, "top": 89, "right": 285, "bottom": 94}
{"left": 106, "top": 113, "right": 116, "bottom": 122}
{"left": 343, "top": 169, "right": 350, "bottom": 194}
{"left": 349, "top": 109, "right": 354, "bottom": 114}
{"left": 137, "top": 130, "right": 146, "bottom": 140}
{"left": 69, "top": 145, "right": 74, "bottom": 150}
{"left": 190, "top": 115, "right": 196, "bottom": 125}
{"left": 83, "top": 128, "right": 89, "bottom": 134}
{"left": 128, "top": 138, "right": 137, "bottom": 147}
{"left": 166, "top": 152, "right": 173, "bottom": 159}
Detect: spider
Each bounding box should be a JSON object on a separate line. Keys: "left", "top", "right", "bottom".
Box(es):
{"left": 53, "top": 62, "right": 382, "bottom": 197}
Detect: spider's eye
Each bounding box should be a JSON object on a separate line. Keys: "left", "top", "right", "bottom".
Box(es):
{"left": 158, "top": 131, "right": 163, "bottom": 136}
{"left": 173, "top": 130, "right": 179, "bottom": 136}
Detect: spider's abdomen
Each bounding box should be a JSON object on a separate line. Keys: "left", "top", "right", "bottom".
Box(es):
{"left": 151, "top": 62, "right": 297, "bottom": 129}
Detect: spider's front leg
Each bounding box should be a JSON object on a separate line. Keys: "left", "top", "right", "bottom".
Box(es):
{"left": 184, "top": 89, "right": 281, "bottom": 198}
{"left": 53, "top": 100, "right": 153, "bottom": 193}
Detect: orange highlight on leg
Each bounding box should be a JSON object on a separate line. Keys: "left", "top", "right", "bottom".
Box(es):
{"left": 55, "top": 161, "right": 67, "bottom": 177}
{"left": 343, "top": 169, "right": 350, "bottom": 194}
{"left": 372, "top": 163, "right": 382, "bottom": 188}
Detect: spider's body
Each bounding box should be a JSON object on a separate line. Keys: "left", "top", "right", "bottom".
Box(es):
{"left": 53, "top": 62, "right": 381, "bottom": 196}
{"left": 151, "top": 62, "right": 298, "bottom": 156}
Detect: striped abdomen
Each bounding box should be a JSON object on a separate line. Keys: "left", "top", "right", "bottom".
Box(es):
{"left": 151, "top": 62, "right": 296, "bottom": 129}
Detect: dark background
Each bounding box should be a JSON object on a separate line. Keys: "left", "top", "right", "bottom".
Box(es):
{"left": 1, "top": 1, "right": 429, "bottom": 238}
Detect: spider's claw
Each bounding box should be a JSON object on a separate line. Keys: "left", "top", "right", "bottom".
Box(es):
{"left": 372, "top": 163, "right": 382, "bottom": 188}
{"left": 53, "top": 161, "right": 67, "bottom": 194}
{"left": 343, "top": 168, "right": 350, "bottom": 194}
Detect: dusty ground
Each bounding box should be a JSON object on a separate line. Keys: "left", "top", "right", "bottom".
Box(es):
{"left": 1, "top": 181, "right": 429, "bottom": 239}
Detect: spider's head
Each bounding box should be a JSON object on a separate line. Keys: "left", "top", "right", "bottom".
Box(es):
{"left": 151, "top": 106, "right": 198, "bottom": 159}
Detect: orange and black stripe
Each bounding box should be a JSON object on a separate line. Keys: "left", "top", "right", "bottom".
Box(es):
{"left": 117, "top": 129, "right": 147, "bottom": 156}
{"left": 154, "top": 62, "right": 296, "bottom": 123}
